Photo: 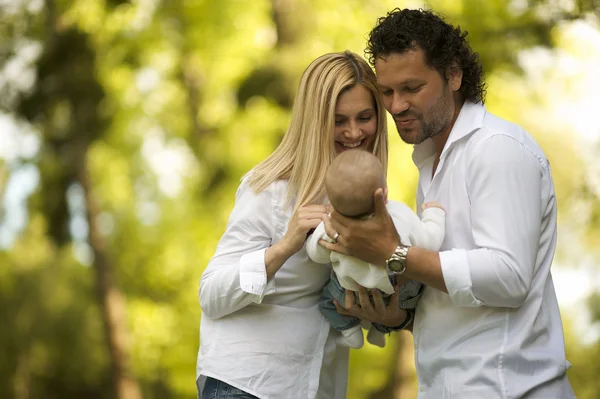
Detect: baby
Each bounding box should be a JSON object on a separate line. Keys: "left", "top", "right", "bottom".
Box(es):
{"left": 306, "top": 150, "right": 446, "bottom": 348}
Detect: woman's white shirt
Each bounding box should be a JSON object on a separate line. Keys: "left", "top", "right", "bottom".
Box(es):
{"left": 197, "top": 178, "right": 349, "bottom": 399}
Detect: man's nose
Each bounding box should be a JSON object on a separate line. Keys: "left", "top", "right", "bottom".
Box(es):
{"left": 390, "top": 92, "right": 409, "bottom": 115}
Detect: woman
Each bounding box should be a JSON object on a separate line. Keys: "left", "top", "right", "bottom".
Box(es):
{"left": 197, "top": 51, "right": 388, "bottom": 399}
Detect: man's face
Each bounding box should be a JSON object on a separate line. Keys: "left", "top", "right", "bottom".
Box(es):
{"left": 375, "top": 48, "right": 455, "bottom": 145}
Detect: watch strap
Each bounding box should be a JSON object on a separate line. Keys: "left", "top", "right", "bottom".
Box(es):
{"left": 372, "top": 309, "right": 415, "bottom": 334}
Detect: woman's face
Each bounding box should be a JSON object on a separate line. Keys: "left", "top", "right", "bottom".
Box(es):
{"left": 333, "top": 84, "right": 378, "bottom": 154}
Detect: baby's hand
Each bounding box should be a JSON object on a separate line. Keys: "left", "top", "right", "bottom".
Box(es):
{"left": 422, "top": 201, "right": 444, "bottom": 211}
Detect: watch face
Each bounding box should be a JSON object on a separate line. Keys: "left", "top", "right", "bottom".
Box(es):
{"left": 389, "top": 259, "right": 404, "bottom": 273}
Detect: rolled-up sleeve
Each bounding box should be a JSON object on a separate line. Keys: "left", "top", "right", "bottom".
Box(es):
{"left": 441, "top": 134, "right": 543, "bottom": 308}
{"left": 199, "top": 179, "right": 277, "bottom": 320}
{"left": 305, "top": 222, "right": 333, "bottom": 264}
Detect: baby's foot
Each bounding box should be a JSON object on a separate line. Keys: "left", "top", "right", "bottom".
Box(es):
{"left": 366, "top": 327, "right": 386, "bottom": 348}
{"left": 339, "top": 326, "right": 364, "bottom": 349}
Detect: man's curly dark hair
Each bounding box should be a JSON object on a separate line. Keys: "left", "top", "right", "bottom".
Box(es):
{"left": 366, "top": 8, "right": 486, "bottom": 104}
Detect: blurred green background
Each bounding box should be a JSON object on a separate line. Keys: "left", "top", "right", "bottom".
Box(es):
{"left": 1, "top": 0, "right": 600, "bottom": 398}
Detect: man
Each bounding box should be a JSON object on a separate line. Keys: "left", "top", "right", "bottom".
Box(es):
{"left": 321, "top": 8, "right": 575, "bottom": 398}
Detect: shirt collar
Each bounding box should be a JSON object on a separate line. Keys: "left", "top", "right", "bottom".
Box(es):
{"left": 412, "top": 101, "right": 486, "bottom": 167}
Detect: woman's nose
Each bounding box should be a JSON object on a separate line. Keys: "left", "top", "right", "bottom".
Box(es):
{"left": 345, "top": 122, "right": 362, "bottom": 140}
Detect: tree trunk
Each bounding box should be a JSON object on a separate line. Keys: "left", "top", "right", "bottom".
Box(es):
{"left": 17, "top": 2, "right": 144, "bottom": 396}
{"left": 80, "top": 163, "right": 141, "bottom": 399}
{"left": 14, "top": 352, "right": 30, "bottom": 399}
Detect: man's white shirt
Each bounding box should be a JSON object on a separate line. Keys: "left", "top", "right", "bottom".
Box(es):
{"left": 411, "top": 101, "right": 575, "bottom": 398}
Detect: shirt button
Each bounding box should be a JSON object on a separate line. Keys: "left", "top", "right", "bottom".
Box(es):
{"left": 420, "top": 387, "right": 425, "bottom": 392}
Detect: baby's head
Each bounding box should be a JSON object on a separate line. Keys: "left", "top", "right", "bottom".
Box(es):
{"left": 325, "top": 150, "right": 386, "bottom": 218}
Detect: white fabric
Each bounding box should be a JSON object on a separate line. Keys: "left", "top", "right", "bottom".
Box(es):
{"left": 305, "top": 202, "right": 445, "bottom": 294}
{"left": 411, "top": 101, "right": 575, "bottom": 398}
{"left": 197, "top": 178, "right": 348, "bottom": 399}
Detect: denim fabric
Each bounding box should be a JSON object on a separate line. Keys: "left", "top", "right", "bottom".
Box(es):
{"left": 319, "top": 273, "right": 424, "bottom": 332}
{"left": 398, "top": 280, "right": 425, "bottom": 309}
{"left": 319, "top": 274, "right": 362, "bottom": 331}
{"left": 199, "top": 376, "right": 259, "bottom": 399}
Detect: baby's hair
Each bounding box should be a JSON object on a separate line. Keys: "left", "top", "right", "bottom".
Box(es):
{"left": 326, "top": 150, "right": 386, "bottom": 217}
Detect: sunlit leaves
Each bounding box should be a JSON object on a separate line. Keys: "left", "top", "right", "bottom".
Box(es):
{"left": 1, "top": 1, "right": 600, "bottom": 398}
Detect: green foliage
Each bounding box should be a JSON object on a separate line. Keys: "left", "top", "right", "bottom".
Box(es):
{"left": 1, "top": 0, "right": 599, "bottom": 398}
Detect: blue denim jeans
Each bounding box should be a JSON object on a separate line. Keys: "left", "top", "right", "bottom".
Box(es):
{"left": 319, "top": 273, "right": 424, "bottom": 333}
{"left": 199, "top": 376, "right": 258, "bottom": 399}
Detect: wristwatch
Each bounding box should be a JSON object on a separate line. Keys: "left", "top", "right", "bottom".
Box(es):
{"left": 386, "top": 244, "right": 410, "bottom": 275}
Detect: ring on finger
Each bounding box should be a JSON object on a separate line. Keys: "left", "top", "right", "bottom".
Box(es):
{"left": 332, "top": 232, "right": 340, "bottom": 243}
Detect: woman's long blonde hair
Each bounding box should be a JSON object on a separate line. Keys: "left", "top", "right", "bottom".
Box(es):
{"left": 247, "top": 51, "right": 388, "bottom": 215}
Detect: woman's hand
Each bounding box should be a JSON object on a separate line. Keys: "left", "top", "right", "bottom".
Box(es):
{"left": 266, "top": 204, "right": 327, "bottom": 279}
{"left": 334, "top": 285, "right": 408, "bottom": 327}
{"left": 266, "top": 204, "right": 328, "bottom": 280}
{"left": 279, "top": 204, "right": 329, "bottom": 257}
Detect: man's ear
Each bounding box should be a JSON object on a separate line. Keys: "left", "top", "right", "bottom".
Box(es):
{"left": 383, "top": 187, "right": 389, "bottom": 203}
{"left": 446, "top": 60, "right": 463, "bottom": 92}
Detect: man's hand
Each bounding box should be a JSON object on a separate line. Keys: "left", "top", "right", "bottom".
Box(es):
{"left": 334, "top": 285, "right": 408, "bottom": 327}
{"left": 320, "top": 188, "right": 400, "bottom": 266}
